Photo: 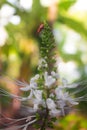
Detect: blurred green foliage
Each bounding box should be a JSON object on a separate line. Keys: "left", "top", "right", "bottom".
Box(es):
{"left": 0, "top": 0, "right": 87, "bottom": 80}
{"left": 55, "top": 113, "right": 87, "bottom": 130}
{"left": 58, "top": 0, "right": 76, "bottom": 11}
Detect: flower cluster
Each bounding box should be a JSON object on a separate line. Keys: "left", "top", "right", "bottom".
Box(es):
{"left": 19, "top": 68, "right": 79, "bottom": 118}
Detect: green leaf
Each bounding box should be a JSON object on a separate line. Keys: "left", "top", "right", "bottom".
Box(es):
{"left": 35, "top": 113, "right": 41, "bottom": 120}
{"left": 58, "top": 15, "right": 87, "bottom": 38}
{"left": 51, "top": 117, "right": 57, "bottom": 122}
{"left": 33, "top": 123, "right": 40, "bottom": 129}
{"left": 59, "top": 0, "right": 77, "bottom": 11}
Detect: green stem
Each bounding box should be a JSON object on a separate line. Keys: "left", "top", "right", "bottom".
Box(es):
{"left": 40, "top": 108, "right": 49, "bottom": 130}
{"left": 40, "top": 87, "right": 50, "bottom": 130}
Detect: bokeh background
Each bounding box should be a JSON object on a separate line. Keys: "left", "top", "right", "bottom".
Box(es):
{"left": 0, "top": 0, "right": 87, "bottom": 129}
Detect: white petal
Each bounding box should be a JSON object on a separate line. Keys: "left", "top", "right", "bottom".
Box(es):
{"left": 62, "top": 78, "right": 68, "bottom": 88}
{"left": 30, "top": 81, "right": 37, "bottom": 89}
{"left": 33, "top": 103, "right": 39, "bottom": 111}
{"left": 44, "top": 72, "right": 56, "bottom": 87}
{"left": 20, "top": 85, "right": 30, "bottom": 91}
{"left": 57, "top": 100, "right": 66, "bottom": 108}
{"left": 27, "top": 89, "right": 33, "bottom": 99}
{"left": 49, "top": 109, "right": 61, "bottom": 117}
{"left": 33, "top": 74, "right": 40, "bottom": 80}
{"left": 33, "top": 90, "right": 42, "bottom": 99}
{"left": 44, "top": 71, "right": 48, "bottom": 80}
{"left": 68, "top": 98, "right": 79, "bottom": 105}
{"left": 55, "top": 87, "right": 64, "bottom": 99}
{"left": 51, "top": 71, "right": 59, "bottom": 79}
{"left": 46, "top": 98, "right": 56, "bottom": 109}
{"left": 49, "top": 93, "right": 55, "bottom": 98}
{"left": 19, "top": 97, "right": 28, "bottom": 101}
{"left": 30, "top": 74, "right": 39, "bottom": 82}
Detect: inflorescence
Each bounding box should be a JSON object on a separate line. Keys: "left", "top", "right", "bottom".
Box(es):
{"left": 0, "top": 22, "right": 87, "bottom": 130}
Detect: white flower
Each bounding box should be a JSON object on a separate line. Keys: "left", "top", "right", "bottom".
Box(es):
{"left": 20, "top": 74, "right": 39, "bottom": 91}
{"left": 20, "top": 87, "right": 43, "bottom": 104}
{"left": 20, "top": 89, "right": 33, "bottom": 101}
{"left": 30, "top": 74, "right": 39, "bottom": 82}
{"left": 20, "top": 84, "right": 31, "bottom": 91}
{"left": 57, "top": 100, "right": 66, "bottom": 116}
{"left": 55, "top": 87, "right": 64, "bottom": 99}
{"left": 30, "top": 89, "right": 42, "bottom": 100}
{"left": 38, "top": 58, "right": 48, "bottom": 69}
{"left": 55, "top": 87, "right": 78, "bottom": 106}
{"left": 41, "top": 100, "right": 46, "bottom": 108}
{"left": 67, "top": 98, "right": 79, "bottom": 105}
{"left": 20, "top": 81, "right": 37, "bottom": 91}
{"left": 51, "top": 71, "right": 59, "bottom": 79}
{"left": 29, "top": 81, "right": 37, "bottom": 89}
{"left": 44, "top": 72, "right": 56, "bottom": 88}
{"left": 62, "top": 78, "right": 78, "bottom": 88}
{"left": 33, "top": 103, "right": 39, "bottom": 111}
{"left": 62, "top": 78, "right": 68, "bottom": 88}
{"left": 33, "top": 90, "right": 43, "bottom": 100}
{"left": 55, "top": 86, "right": 78, "bottom": 116}
{"left": 57, "top": 100, "right": 66, "bottom": 108}
{"left": 32, "top": 90, "right": 43, "bottom": 111}
{"left": 49, "top": 109, "right": 61, "bottom": 117}
{"left": 46, "top": 98, "right": 56, "bottom": 110}
{"left": 49, "top": 93, "right": 55, "bottom": 98}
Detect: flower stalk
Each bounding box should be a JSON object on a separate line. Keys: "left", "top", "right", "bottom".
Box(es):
{"left": 1, "top": 22, "right": 87, "bottom": 130}
{"left": 38, "top": 21, "right": 57, "bottom": 74}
